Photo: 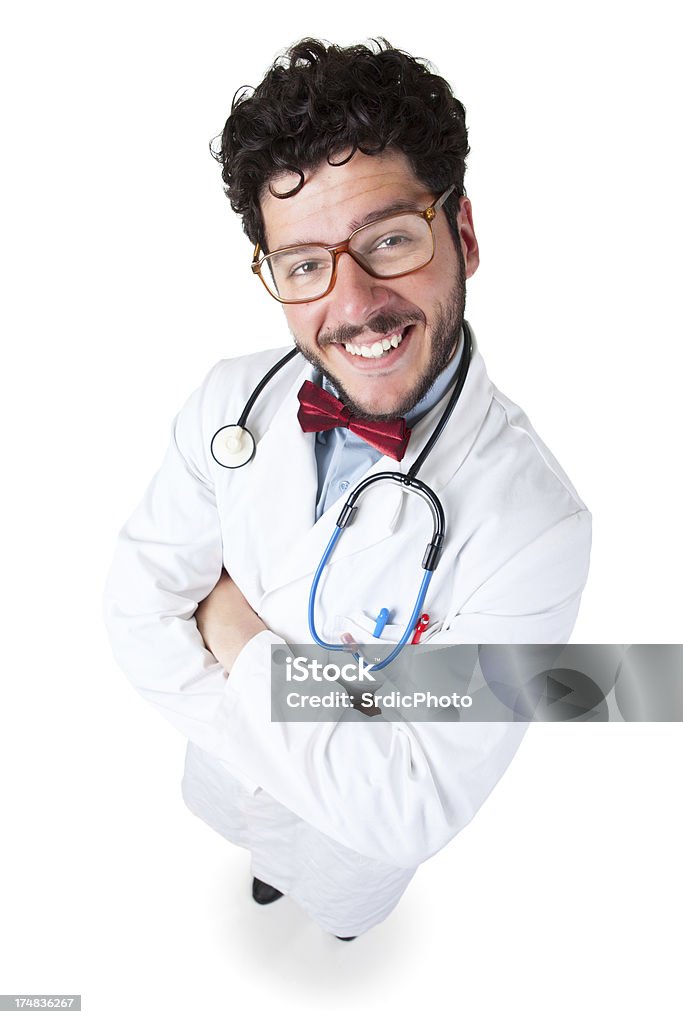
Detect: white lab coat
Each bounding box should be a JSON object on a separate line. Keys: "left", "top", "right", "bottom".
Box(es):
{"left": 103, "top": 327, "right": 591, "bottom": 937}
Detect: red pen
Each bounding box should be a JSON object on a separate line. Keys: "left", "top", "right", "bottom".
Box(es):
{"left": 411, "top": 614, "right": 430, "bottom": 644}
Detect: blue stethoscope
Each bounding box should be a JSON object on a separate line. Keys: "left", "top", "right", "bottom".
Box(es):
{"left": 210, "top": 321, "right": 473, "bottom": 670}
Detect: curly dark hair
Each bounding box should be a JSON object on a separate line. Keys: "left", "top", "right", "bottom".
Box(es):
{"left": 210, "top": 38, "right": 470, "bottom": 249}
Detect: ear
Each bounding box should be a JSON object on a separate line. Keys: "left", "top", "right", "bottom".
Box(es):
{"left": 456, "top": 197, "right": 480, "bottom": 279}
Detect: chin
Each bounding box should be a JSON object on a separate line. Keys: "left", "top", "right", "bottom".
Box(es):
{"left": 344, "top": 392, "right": 407, "bottom": 421}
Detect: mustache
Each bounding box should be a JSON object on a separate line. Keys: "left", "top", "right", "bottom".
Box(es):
{"left": 319, "top": 309, "right": 426, "bottom": 347}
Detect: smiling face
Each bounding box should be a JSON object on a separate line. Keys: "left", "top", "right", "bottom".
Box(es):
{"left": 259, "top": 150, "right": 480, "bottom": 420}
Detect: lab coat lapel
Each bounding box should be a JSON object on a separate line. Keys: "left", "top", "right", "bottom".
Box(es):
{"left": 401, "top": 331, "right": 493, "bottom": 494}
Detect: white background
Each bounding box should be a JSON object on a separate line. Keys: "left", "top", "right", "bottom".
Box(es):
{"left": 1, "top": 1, "right": 681, "bottom": 1021}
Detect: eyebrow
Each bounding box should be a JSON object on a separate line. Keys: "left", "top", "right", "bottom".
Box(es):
{"left": 274, "top": 199, "right": 424, "bottom": 251}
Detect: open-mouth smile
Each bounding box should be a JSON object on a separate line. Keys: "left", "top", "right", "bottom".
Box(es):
{"left": 332, "top": 325, "right": 414, "bottom": 366}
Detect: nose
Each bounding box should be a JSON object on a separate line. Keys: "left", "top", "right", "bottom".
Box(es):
{"left": 326, "top": 251, "right": 392, "bottom": 325}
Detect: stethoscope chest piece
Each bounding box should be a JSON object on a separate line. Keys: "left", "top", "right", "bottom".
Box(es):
{"left": 210, "top": 424, "right": 256, "bottom": 468}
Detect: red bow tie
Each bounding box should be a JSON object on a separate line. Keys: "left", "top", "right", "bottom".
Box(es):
{"left": 297, "top": 380, "right": 411, "bottom": 461}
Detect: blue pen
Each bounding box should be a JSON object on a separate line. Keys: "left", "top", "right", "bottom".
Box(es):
{"left": 373, "top": 608, "right": 391, "bottom": 637}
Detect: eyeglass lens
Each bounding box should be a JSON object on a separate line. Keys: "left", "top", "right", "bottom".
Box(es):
{"left": 263, "top": 212, "right": 434, "bottom": 301}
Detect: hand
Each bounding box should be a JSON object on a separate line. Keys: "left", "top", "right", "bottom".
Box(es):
{"left": 195, "top": 571, "right": 267, "bottom": 673}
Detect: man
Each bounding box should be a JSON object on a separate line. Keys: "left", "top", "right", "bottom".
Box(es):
{"left": 103, "top": 39, "right": 591, "bottom": 940}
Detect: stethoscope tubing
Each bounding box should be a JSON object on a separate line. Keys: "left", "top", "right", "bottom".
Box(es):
{"left": 308, "top": 542, "right": 433, "bottom": 670}
{"left": 237, "top": 347, "right": 300, "bottom": 427}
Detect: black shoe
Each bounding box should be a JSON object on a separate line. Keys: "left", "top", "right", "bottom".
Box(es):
{"left": 252, "top": 877, "right": 284, "bottom": 905}
{"left": 336, "top": 935, "right": 357, "bottom": 941}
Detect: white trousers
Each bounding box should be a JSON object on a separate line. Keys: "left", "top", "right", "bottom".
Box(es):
{"left": 181, "top": 741, "right": 416, "bottom": 937}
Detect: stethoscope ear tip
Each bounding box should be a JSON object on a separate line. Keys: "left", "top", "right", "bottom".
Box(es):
{"left": 210, "top": 424, "right": 256, "bottom": 468}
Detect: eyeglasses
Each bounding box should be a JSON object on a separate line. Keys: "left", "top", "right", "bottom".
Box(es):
{"left": 251, "top": 184, "right": 456, "bottom": 304}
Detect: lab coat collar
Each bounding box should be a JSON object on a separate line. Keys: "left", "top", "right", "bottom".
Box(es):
{"left": 398, "top": 324, "right": 493, "bottom": 493}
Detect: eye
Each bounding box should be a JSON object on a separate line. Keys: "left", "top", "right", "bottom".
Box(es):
{"left": 290, "top": 260, "right": 325, "bottom": 277}
{"left": 374, "top": 233, "right": 410, "bottom": 250}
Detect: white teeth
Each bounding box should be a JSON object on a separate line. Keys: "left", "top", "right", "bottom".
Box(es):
{"left": 343, "top": 330, "right": 405, "bottom": 359}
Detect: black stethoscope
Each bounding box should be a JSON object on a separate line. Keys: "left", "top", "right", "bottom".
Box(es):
{"left": 210, "top": 320, "right": 473, "bottom": 670}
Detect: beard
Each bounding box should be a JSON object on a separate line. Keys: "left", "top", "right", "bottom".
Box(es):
{"left": 292, "top": 249, "right": 467, "bottom": 422}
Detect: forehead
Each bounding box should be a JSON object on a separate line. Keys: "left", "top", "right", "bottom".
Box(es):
{"left": 260, "top": 150, "right": 431, "bottom": 250}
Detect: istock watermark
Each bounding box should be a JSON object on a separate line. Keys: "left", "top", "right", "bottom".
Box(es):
{"left": 273, "top": 646, "right": 479, "bottom": 721}
{"left": 269, "top": 644, "right": 683, "bottom": 723}
{"left": 285, "top": 655, "right": 377, "bottom": 684}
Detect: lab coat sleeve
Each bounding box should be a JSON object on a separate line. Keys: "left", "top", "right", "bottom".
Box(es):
{"left": 102, "top": 363, "right": 266, "bottom": 792}
{"left": 214, "top": 508, "right": 591, "bottom": 869}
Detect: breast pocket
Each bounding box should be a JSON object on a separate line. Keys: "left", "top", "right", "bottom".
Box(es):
{"left": 334, "top": 610, "right": 443, "bottom": 645}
